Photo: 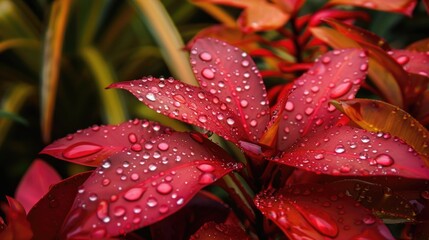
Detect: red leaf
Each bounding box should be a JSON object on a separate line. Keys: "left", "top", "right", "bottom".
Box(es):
{"left": 15, "top": 159, "right": 62, "bottom": 213}
{"left": 189, "top": 221, "right": 250, "bottom": 240}
{"left": 276, "top": 49, "right": 367, "bottom": 151}
{"left": 27, "top": 171, "right": 92, "bottom": 240}
{"left": 272, "top": 125, "right": 429, "bottom": 179}
{"left": 60, "top": 131, "right": 242, "bottom": 238}
{"left": 0, "top": 197, "right": 33, "bottom": 240}
{"left": 108, "top": 78, "right": 247, "bottom": 144}
{"left": 255, "top": 183, "right": 395, "bottom": 239}
{"left": 40, "top": 119, "right": 170, "bottom": 166}
{"left": 190, "top": 38, "right": 270, "bottom": 141}
{"left": 388, "top": 50, "right": 429, "bottom": 77}
{"left": 327, "top": 0, "right": 417, "bottom": 16}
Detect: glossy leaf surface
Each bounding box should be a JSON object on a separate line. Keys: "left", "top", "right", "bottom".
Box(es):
{"left": 15, "top": 159, "right": 62, "bottom": 213}
{"left": 40, "top": 119, "right": 169, "bottom": 167}
{"left": 327, "top": 0, "right": 417, "bottom": 16}
{"left": 255, "top": 183, "right": 395, "bottom": 239}
{"left": 273, "top": 125, "right": 429, "bottom": 179}
{"left": 333, "top": 99, "right": 429, "bottom": 164}
{"left": 195, "top": 0, "right": 290, "bottom": 32}
{"left": 109, "top": 78, "right": 247, "bottom": 144}
{"left": 0, "top": 197, "right": 33, "bottom": 240}
{"left": 277, "top": 49, "right": 367, "bottom": 151}
{"left": 388, "top": 50, "right": 429, "bottom": 77}
{"left": 27, "top": 172, "right": 92, "bottom": 240}
{"left": 190, "top": 38, "right": 270, "bottom": 141}
{"left": 189, "top": 221, "right": 249, "bottom": 240}
{"left": 61, "top": 131, "right": 242, "bottom": 238}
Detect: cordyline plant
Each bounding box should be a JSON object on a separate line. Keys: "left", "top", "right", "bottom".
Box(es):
{"left": 2, "top": 36, "right": 429, "bottom": 239}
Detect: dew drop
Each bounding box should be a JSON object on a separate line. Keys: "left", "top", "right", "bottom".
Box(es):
{"left": 128, "top": 133, "right": 138, "bottom": 143}
{"left": 131, "top": 143, "right": 142, "bottom": 152}
{"left": 198, "top": 115, "right": 208, "bottom": 123}
{"left": 63, "top": 142, "right": 103, "bottom": 159}
{"left": 334, "top": 144, "right": 345, "bottom": 154}
{"left": 102, "top": 160, "right": 111, "bottom": 169}
{"left": 396, "top": 55, "right": 409, "bottom": 65}
{"left": 199, "top": 173, "right": 216, "bottom": 184}
{"left": 159, "top": 204, "right": 169, "bottom": 214}
{"left": 199, "top": 52, "right": 212, "bottom": 61}
{"left": 375, "top": 154, "right": 394, "bottom": 167}
{"left": 226, "top": 118, "right": 235, "bottom": 125}
{"left": 285, "top": 101, "right": 294, "bottom": 111}
{"left": 145, "top": 93, "right": 156, "bottom": 102}
{"left": 96, "top": 200, "right": 109, "bottom": 222}
{"left": 113, "top": 206, "right": 126, "bottom": 217}
{"left": 201, "top": 68, "right": 215, "bottom": 80}
{"left": 296, "top": 206, "right": 339, "bottom": 237}
{"left": 361, "top": 136, "right": 370, "bottom": 143}
{"left": 197, "top": 163, "right": 215, "bottom": 172}
{"left": 362, "top": 214, "right": 376, "bottom": 225}
{"left": 123, "top": 187, "right": 146, "bottom": 201}
{"left": 156, "top": 183, "right": 173, "bottom": 195}
{"left": 157, "top": 142, "right": 169, "bottom": 151}
{"left": 330, "top": 82, "right": 352, "bottom": 99}
{"left": 146, "top": 197, "right": 158, "bottom": 207}
{"left": 240, "top": 99, "right": 249, "bottom": 107}
{"left": 314, "top": 153, "right": 324, "bottom": 160}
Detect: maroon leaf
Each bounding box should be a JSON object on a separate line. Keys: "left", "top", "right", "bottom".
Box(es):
{"left": 254, "top": 183, "right": 395, "bottom": 239}
{"left": 108, "top": 78, "right": 247, "bottom": 144}
{"left": 15, "top": 159, "right": 62, "bottom": 213}
{"left": 272, "top": 125, "right": 429, "bottom": 179}
{"left": 60, "top": 131, "right": 242, "bottom": 238}
{"left": 40, "top": 119, "right": 170, "bottom": 166}
{"left": 150, "top": 191, "right": 231, "bottom": 240}
{"left": 0, "top": 197, "right": 33, "bottom": 240}
{"left": 27, "top": 171, "right": 92, "bottom": 240}
{"left": 277, "top": 49, "right": 367, "bottom": 151}
{"left": 388, "top": 50, "right": 429, "bottom": 77}
{"left": 190, "top": 38, "right": 270, "bottom": 141}
{"left": 189, "top": 221, "right": 250, "bottom": 240}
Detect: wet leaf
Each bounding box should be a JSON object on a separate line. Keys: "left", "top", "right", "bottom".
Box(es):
{"left": 194, "top": 0, "right": 290, "bottom": 32}
{"left": 15, "top": 159, "right": 62, "bottom": 213}
{"left": 272, "top": 125, "right": 429, "bottom": 179}
{"left": 333, "top": 99, "right": 429, "bottom": 164}
{"left": 327, "top": 0, "right": 417, "bottom": 16}
{"left": 27, "top": 172, "right": 92, "bottom": 240}
{"left": 109, "top": 78, "right": 247, "bottom": 144}
{"left": 255, "top": 183, "right": 395, "bottom": 239}
{"left": 189, "top": 221, "right": 249, "bottom": 240}
{"left": 276, "top": 49, "right": 367, "bottom": 151}
{"left": 387, "top": 50, "right": 429, "bottom": 77}
{"left": 40, "top": 119, "right": 170, "bottom": 167}
{"left": 190, "top": 38, "right": 270, "bottom": 141}
{"left": 60, "top": 131, "right": 242, "bottom": 238}
{"left": 406, "top": 38, "right": 429, "bottom": 52}
{"left": 0, "top": 197, "right": 33, "bottom": 240}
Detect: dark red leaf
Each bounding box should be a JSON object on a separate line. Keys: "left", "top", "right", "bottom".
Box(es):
{"left": 60, "top": 131, "right": 242, "bottom": 238}
{"left": 40, "top": 119, "right": 170, "bottom": 166}
{"left": 0, "top": 197, "right": 33, "bottom": 240}
{"left": 272, "top": 125, "right": 429, "bottom": 179}
{"left": 276, "top": 49, "right": 367, "bottom": 151}
{"left": 27, "top": 171, "right": 92, "bottom": 240}
{"left": 190, "top": 38, "right": 270, "bottom": 141}
{"left": 189, "top": 221, "right": 249, "bottom": 240}
{"left": 150, "top": 191, "right": 231, "bottom": 240}
{"left": 15, "top": 159, "right": 62, "bottom": 213}
{"left": 255, "top": 183, "right": 395, "bottom": 239}
{"left": 109, "top": 78, "right": 247, "bottom": 144}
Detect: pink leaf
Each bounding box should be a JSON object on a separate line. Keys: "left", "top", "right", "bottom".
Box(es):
{"left": 272, "top": 125, "right": 429, "bottom": 179}
{"left": 15, "top": 159, "right": 62, "bottom": 213}
{"left": 388, "top": 50, "right": 429, "bottom": 77}
{"left": 108, "top": 78, "right": 247, "bottom": 144}
{"left": 27, "top": 172, "right": 92, "bottom": 240}
{"left": 327, "top": 0, "right": 417, "bottom": 16}
{"left": 190, "top": 38, "right": 270, "bottom": 142}
{"left": 60, "top": 131, "right": 242, "bottom": 238}
{"left": 277, "top": 49, "right": 367, "bottom": 151}
{"left": 40, "top": 119, "right": 170, "bottom": 166}
{"left": 255, "top": 183, "right": 395, "bottom": 239}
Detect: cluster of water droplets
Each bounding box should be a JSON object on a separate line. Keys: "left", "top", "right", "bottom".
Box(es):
{"left": 190, "top": 38, "right": 270, "bottom": 141}
{"left": 388, "top": 50, "right": 429, "bottom": 77}
{"left": 63, "top": 131, "right": 242, "bottom": 238}
{"left": 255, "top": 184, "right": 393, "bottom": 239}
{"left": 277, "top": 49, "right": 368, "bottom": 150}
